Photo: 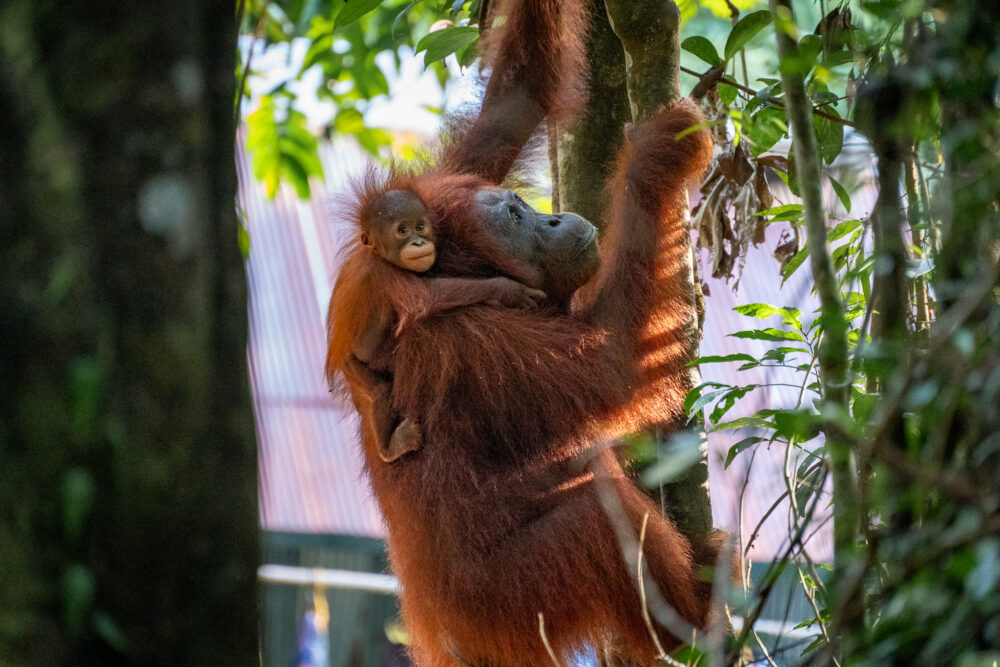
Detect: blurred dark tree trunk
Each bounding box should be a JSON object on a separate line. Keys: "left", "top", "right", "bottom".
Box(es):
{"left": 0, "top": 1, "right": 258, "bottom": 664}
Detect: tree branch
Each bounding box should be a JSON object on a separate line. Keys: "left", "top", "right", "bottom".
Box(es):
{"left": 604, "top": 0, "right": 713, "bottom": 540}
{"left": 771, "top": 0, "right": 858, "bottom": 653}
{"left": 680, "top": 65, "right": 857, "bottom": 128}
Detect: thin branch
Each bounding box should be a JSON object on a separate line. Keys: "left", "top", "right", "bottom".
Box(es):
{"left": 725, "top": 473, "right": 828, "bottom": 664}
{"left": 771, "top": 6, "right": 858, "bottom": 622}
{"left": 797, "top": 566, "right": 838, "bottom": 659}
{"left": 708, "top": 534, "right": 737, "bottom": 667}
{"left": 681, "top": 65, "right": 856, "bottom": 128}
{"left": 637, "top": 512, "right": 668, "bottom": 659}
{"left": 537, "top": 613, "right": 562, "bottom": 666}
{"left": 235, "top": 3, "right": 271, "bottom": 131}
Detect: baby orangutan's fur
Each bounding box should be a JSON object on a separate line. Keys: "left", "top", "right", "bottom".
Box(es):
{"left": 327, "top": 0, "right": 724, "bottom": 664}
{"left": 347, "top": 188, "right": 546, "bottom": 462}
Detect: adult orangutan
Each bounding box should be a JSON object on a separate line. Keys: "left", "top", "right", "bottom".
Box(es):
{"left": 326, "top": 0, "right": 718, "bottom": 664}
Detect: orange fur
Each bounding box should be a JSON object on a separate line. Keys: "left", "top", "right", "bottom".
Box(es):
{"left": 443, "top": 0, "right": 591, "bottom": 183}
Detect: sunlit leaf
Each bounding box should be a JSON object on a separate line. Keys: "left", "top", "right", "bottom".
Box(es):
{"left": 334, "top": 0, "right": 384, "bottom": 30}
{"left": 724, "top": 10, "right": 773, "bottom": 62}
{"left": 417, "top": 26, "right": 479, "bottom": 65}
{"left": 699, "top": 0, "right": 757, "bottom": 20}
{"left": 688, "top": 353, "right": 758, "bottom": 366}
{"left": 735, "top": 303, "right": 803, "bottom": 329}
{"left": 682, "top": 36, "right": 722, "bottom": 67}
{"left": 756, "top": 203, "right": 803, "bottom": 217}
{"left": 731, "top": 328, "right": 808, "bottom": 343}
{"left": 828, "top": 218, "right": 861, "bottom": 242}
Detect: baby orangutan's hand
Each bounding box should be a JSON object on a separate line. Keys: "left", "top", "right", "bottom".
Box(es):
{"left": 487, "top": 277, "right": 547, "bottom": 309}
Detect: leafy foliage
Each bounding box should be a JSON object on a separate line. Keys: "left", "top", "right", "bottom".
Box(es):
{"left": 683, "top": 1, "right": 1000, "bottom": 662}
{"left": 238, "top": 0, "right": 483, "bottom": 198}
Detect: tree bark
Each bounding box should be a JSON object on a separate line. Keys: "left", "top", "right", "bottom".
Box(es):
{"left": 603, "top": 0, "right": 714, "bottom": 540}
{"left": 556, "top": 0, "right": 631, "bottom": 222}
{"left": 0, "top": 1, "right": 258, "bottom": 663}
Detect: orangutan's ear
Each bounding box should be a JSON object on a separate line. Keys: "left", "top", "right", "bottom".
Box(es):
{"left": 361, "top": 232, "right": 372, "bottom": 247}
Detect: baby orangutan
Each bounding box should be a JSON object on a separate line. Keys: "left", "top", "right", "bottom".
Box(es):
{"left": 348, "top": 188, "right": 546, "bottom": 462}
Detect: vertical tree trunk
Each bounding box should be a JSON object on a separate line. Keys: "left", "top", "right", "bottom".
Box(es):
{"left": 771, "top": 0, "right": 859, "bottom": 657}
{"left": 602, "top": 0, "right": 714, "bottom": 540}
{"left": 0, "top": 1, "right": 258, "bottom": 663}
{"left": 556, "top": 0, "right": 631, "bottom": 222}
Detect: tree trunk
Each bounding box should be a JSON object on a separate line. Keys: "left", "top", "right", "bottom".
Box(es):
{"left": 0, "top": 1, "right": 258, "bottom": 663}
{"left": 602, "top": 0, "right": 714, "bottom": 541}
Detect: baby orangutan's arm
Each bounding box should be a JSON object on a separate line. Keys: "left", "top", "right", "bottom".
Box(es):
{"left": 425, "top": 277, "right": 546, "bottom": 312}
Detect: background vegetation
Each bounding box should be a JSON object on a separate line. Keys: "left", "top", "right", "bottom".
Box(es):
{"left": 1, "top": 1, "right": 257, "bottom": 664}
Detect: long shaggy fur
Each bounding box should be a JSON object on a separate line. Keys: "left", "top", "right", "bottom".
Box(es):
{"left": 442, "top": 0, "right": 591, "bottom": 183}
{"left": 326, "top": 1, "right": 717, "bottom": 663}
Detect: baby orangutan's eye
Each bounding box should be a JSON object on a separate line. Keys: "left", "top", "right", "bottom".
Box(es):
{"left": 396, "top": 225, "right": 408, "bottom": 236}
{"left": 415, "top": 223, "right": 425, "bottom": 232}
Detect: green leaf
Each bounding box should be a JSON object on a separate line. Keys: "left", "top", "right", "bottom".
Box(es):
{"left": 718, "top": 82, "right": 738, "bottom": 106}
{"left": 417, "top": 26, "right": 480, "bottom": 65}
{"left": 334, "top": 0, "right": 383, "bottom": 30}
{"left": 711, "top": 416, "right": 776, "bottom": 432}
{"left": 684, "top": 382, "right": 726, "bottom": 415}
{"left": 457, "top": 39, "right": 481, "bottom": 67}
{"left": 688, "top": 353, "right": 758, "bottom": 366}
{"left": 687, "top": 387, "right": 732, "bottom": 420}
{"left": 726, "top": 436, "right": 764, "bottom": 467}
{"left": 280, "top": 155, "right": 312, "bottom": 198}
{"left": 724, "top": 10, "right": 773, "bottom": 61}
{"left": 734, "top": 303, "right": 802, "bottom": 329}
{"left": 710, "top": 384, "right": 758, "bottom": 423}
{"left": 828, "top": 218, "right": 861, "bottom": 242}
{"left": 731, "top": 328, "right": 808, "bottom": 343}
{"left": 302, "top": 33, "right": 335, "bottom": 71}
{"left": 829, "top": 175, "right": 852, "bottom": 212}
{"left": 814, "top": 107, "right": 845, "bottom": 164}
{"left": 861, "top": 0, "right": 900, "bottom": 20}
{"left": 773, "top": 409, "right": 821, "bottom": 441}
{"left": 62, "top": 468, "right": 95, "bottom": 545}
{"left": 798, "top": 34, "right": 823, "bottom": 74}
{"left": 682, "top": 36, "right": 722, "bottom": 67}
{"left": 755, "top": 203, "right": 803, "bottom": 217}
{"left": 782, "top": 245, "right": 809, "bottom": 283}
{"left": 92, "top": 612, "right": 127, "bottom": 652}
{"left": 747, "top": 106, "right": 786, "bottom": 155}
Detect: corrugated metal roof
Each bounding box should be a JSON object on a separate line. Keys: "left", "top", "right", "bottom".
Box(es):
{"left": 701, "top": 141, "right": 878, "bottom": 562}
{"left": 239, "top": 134, "right": 385, "bottom": 537}
{"left": 240, "top": 129, "right": 875, "bottom": 559}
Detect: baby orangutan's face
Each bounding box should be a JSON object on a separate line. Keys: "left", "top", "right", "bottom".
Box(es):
{"left": 364, "top": 191, "right": 436, "bottom": 273}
